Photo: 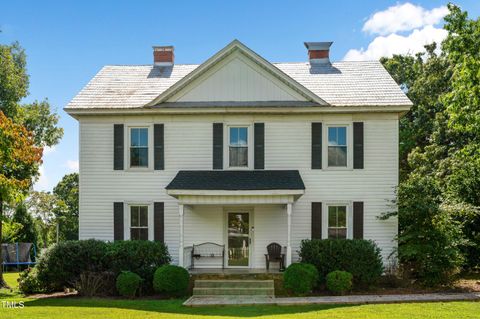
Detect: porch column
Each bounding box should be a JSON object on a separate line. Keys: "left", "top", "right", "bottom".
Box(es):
{"left": 286, "top": 202, "right": 292, "bottom": 267}
{"left": 178, "top": 204, "right": 184, "bottom": 267}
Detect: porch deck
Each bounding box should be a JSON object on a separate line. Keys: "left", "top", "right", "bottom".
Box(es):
{"left": 189, "top": 268, "right": 282, "bottom": 275}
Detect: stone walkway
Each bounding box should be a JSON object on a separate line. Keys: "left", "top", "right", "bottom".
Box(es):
{"left": 183, "top": 292, "right": 480, "bottom": 307}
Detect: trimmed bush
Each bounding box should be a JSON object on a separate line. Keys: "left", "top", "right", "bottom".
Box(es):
{"left": 116, "top": 271, "right": 142, "bottom": 298}
{"left": 106, "top": 240, "right": 171, "bottom": 292}
{"left": 36, "top": 239, "right": 109, "bottom": 292}
{"left": 35, "top": 239, "right": 171, "bottom": 293}
{"left": 299, "top": 239, "right": 383, "bottom": 287}
{"left": 326, "top": 270, "right": 353, "bottom": 295}
{"left": 283, "top": 263, "right": 319, "bottom": 295}
{"left": 153, "top": 265, "right": 189, "bottom": 297}
{"left": 18, "top": 267, "right": 42, "bottom": 294}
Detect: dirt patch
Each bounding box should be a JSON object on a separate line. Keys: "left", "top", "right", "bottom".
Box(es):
{"left": 28, "top": 291, "right": 78, "bottom": 299}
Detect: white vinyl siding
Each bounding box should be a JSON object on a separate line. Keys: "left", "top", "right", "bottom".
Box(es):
{"left": 79, "top": 113, "right": 398, "bottom": 265}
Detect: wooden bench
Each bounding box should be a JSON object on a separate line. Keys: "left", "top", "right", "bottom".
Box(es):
{"left": 191, "top": 242, "right": 225, "bottom": 269}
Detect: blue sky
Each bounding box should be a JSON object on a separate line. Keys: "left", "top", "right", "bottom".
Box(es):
{"left": 1, "top": 0, "right": 479, "bottom": 191}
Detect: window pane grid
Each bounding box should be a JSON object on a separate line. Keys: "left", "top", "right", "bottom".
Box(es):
{"left": 328, "top": 127, "right": 347, "bottom": 167}
{"left": 130, "top": 128, "right": 148, "bottom": 167}
{"left": 328, "top": 206, "right": 347, "bottom": 239}
{"left": 130, "top": 206, "right": 148, "bottom": 240}
{"left": 229, "top": 127, "right": 248, "bottom": 167}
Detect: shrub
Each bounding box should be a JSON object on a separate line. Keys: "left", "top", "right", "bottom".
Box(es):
{"left": 394, "top": 175, "right": 467, "bottom": 286}
{"left": 106, "top": 240, "right": 171, "bottom": 292}
{"left": 75, "top": 271, "right": 116, "bottom": 297}
{"left": 18, "top": 267, "right": 42, "bottom": 294}
{"left": 300, "top": 239, "right": 383, "bottom": 287}
{"left": 35, "top": 239, "right": 171, "bottom": 293}
{"left": 116, "top": 271, "right": 142, "bottom": 298}
{"left": 153, "top": 265, "right": 189, "bottom": 297}
{"left": 326, "top": 271, "right": 353, "bottom": 295}
{"left": 283, "top": 263, "right": 319, "bottom": 295}
{"left": 36, "top": 239, "right": 109, "bottom": 292}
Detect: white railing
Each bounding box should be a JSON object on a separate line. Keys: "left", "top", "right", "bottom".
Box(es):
{"left": 183, "top": 246, "right": 193, "bottom": 269}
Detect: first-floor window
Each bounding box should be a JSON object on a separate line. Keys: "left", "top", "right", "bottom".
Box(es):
{"left": 130, "top": 206, "right": 148, "bottom": 240}
{"left": 328, "top": 205, "right": 347, "bottom": 239}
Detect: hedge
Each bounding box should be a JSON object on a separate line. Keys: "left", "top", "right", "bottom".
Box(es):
{"left": 299, "top": 239, "right": 383, "bottom": 286}
{"left": 34, "top": 239, "right": 171, "bottom": 293}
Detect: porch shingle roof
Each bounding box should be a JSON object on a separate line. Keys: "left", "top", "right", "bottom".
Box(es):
{"left": 166, "top": 170, "right": 305, "bottom": 191}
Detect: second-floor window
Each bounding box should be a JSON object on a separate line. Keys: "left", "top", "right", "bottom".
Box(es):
{"left": 229, "top": 127, "right": 248, "bottom": 167}
{"left": 130, "top": 128, "right": 148, "bottom": 168}
{"left": 328, "top": 126, "right": 347, "bottom": 167}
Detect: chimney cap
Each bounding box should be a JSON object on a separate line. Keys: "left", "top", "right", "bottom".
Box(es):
{"left": 153, "top": 45, "right": 174, "bottom": 51}
{"left": 304, "top": 42, "right": 333, "bottom": 50}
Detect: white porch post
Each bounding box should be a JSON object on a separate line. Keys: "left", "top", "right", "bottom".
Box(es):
{"left": 286, "top": 202, "right": 292, "bottom": 267}
{"left": 178, "top": 204, "right": 184, "bottom": 267}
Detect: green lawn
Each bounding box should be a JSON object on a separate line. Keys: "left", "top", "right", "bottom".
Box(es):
{"left": 1, "top": 272, "right": 479, "bottom": 319}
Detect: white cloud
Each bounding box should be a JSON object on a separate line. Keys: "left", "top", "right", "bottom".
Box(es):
{"left": 363, "top": 3, "right": 449, "bottom": 35}
{"left": 344, "top": 25, "right": 447, "bottom": 61}
{"left": 34, "top": 165, "right": 50, "bottom": 191}
{"left": 65, "top": 160, "right": 79, "bottom": 172}
{"left": 43, "top": 145, "right": 56, "bottom": 155}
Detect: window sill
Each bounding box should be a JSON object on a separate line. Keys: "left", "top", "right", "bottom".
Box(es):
{"left": 321, "top": 166, "right": 353, "bottom": 171}
{"left": 125, "top": 167, "right": 154, "bottom": 172}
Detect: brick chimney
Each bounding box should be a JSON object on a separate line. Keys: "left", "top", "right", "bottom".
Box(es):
{"left": 153, "top": 46, "right": 174, "bottom": 66}
{"left": 304, "top": 42, "right": 333, "bottom": 65}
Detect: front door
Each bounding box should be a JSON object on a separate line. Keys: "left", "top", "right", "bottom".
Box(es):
{"left": 227, "top": 212, "right": 250, "bottom": 267}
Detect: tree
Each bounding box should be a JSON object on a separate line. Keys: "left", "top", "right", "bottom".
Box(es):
{"left": 0, "top": 42, "right": 28, "bottom": 118}
{"left": 53, "top": 173, "right": 79, "bottom": 240}
{"left": 26, "top": 191, "right": 66, "bottom": 249}
{"left": 1, "top": 41, "right": 63, "bottom": 148}
{"left": 0, "top": 40, "right": 63, "bottom": 287}
{"left": 11, "top": 203, "right": 37, "bottom": 243}
{"left": 0, "top": 111, "right": 43, "bottom": 287}
{"left": 381, "top": 4, "right": 480, "bottom": 280}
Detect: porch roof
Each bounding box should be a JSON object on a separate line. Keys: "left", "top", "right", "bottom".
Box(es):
{"left": 166, "top": 170, "right": 305, "bottom": 191}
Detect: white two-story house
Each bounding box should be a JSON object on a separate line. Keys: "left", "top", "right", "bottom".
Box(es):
{"left": 65, "top": 40, "right": 411, "bottom": 270}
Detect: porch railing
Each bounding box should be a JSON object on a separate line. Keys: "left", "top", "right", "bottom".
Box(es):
{"left": 183, "top": 246, "right": 193, "bottom": 269}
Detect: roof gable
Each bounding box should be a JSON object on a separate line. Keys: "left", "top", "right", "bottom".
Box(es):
{"left": 146, "top": 40, "right": 327, "bottom": 106}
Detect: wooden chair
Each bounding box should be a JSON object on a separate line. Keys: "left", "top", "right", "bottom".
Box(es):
{"left": 264, "top": 242, "right": 285, "bottom": 271}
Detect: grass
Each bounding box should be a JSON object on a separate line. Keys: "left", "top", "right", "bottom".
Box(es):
{"left": 1, "top": 272, "right": 479, "bottom": 319}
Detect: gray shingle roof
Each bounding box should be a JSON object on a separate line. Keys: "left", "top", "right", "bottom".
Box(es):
{"left": 66, "top": 61, "right": 411, "bottom": 109}
{"left": 166, "top": 170, "right": 305, "bottom": 191}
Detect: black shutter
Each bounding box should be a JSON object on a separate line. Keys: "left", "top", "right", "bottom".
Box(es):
{"left": 353, "top": 122, "right": 364, "bottom": 169}
{"left": 113, "top": 202, "right": 124, "bottom": 241}
{"left": 311, "top": 123, "right": 322, "bottom": 169}
{"left": 154, "top": 202, "right": 164, "bottom": 242}
{"left": 353, "top": 202, "right": 364, "bottom": 239}
{"left": 213, "top": 123, "right": 223, "bottom": 169}
{"left": 154, "top": 124, "right": 164, "bottom": 170}
{"left": 113, "top": 124, "right": 124, "bottom": 170}
{"left": 311, "top": 202, "right": 322, "bottom": 239}
{"left": 254, "top": 123, "right": 265, "bottom": 169}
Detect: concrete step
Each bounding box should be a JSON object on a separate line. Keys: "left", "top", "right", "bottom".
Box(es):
{"left": 193, "top": 287, "right": 275, "bottom": 296}
{"left": 194, "top": 280, "right": 274, "bottom": 289}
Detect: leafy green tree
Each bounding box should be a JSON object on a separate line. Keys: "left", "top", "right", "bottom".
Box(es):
{"left": 381, "top": 4, "right": 480, "bottom": 281}
{"left": 12, "top": 203, "right": 37, "bottom": 244}
{"left": 0, "top": 111, "right": 43, "bottom": 288}
{"left": 53, "top": 173, "right": 79, "bottom": 240}
{"left": 381, "top": 44, "right": 451, "bottom": 180}
{"left": 0, "top": 40, "right": 63, "bottom": 287}
{"left": 26, "top": 191, "right": 66, "bottom": 248}
{"left": 0, "top": 42, "right": 28, "bottom": 117}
